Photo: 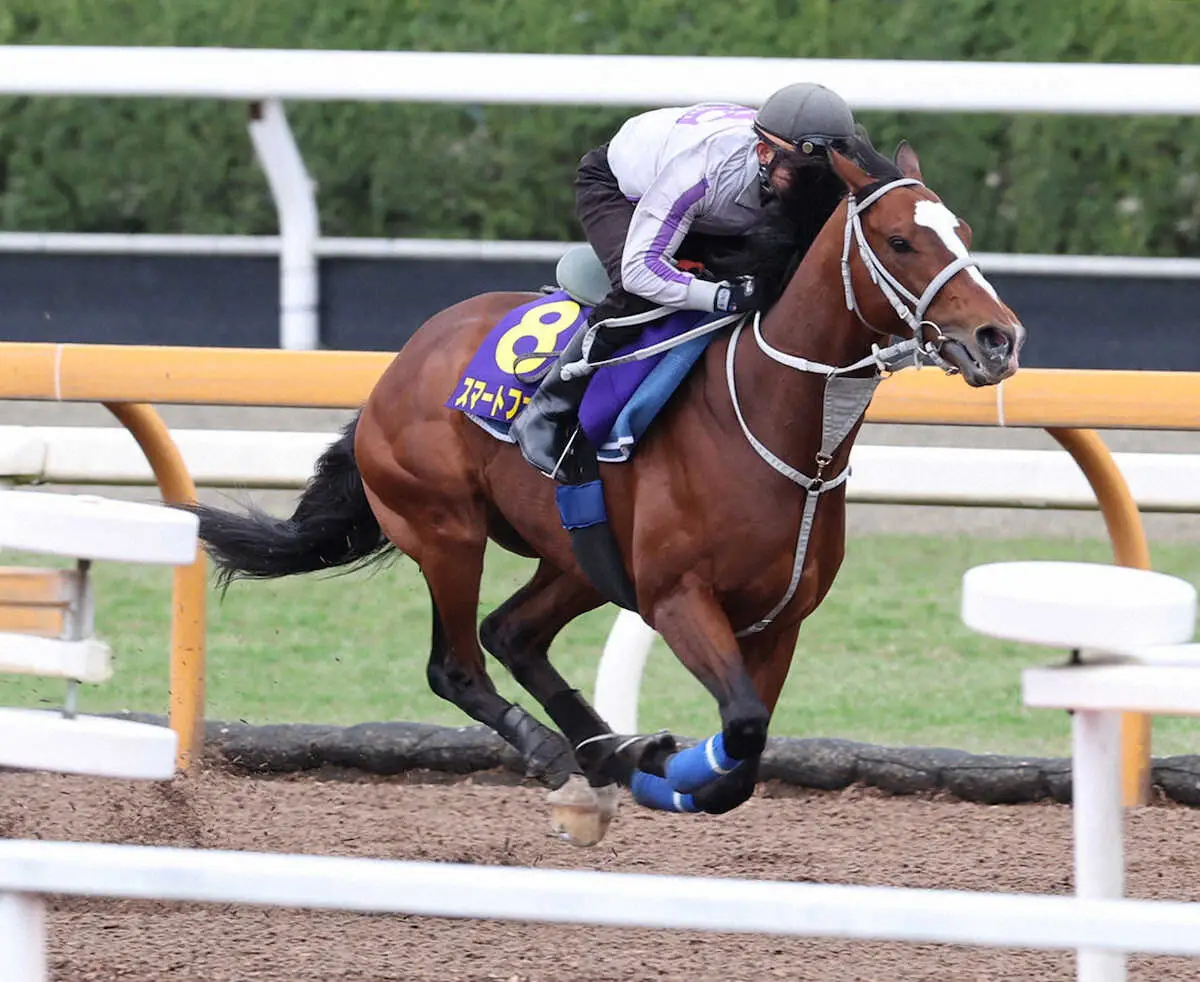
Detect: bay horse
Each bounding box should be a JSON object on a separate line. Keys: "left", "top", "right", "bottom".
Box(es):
{"left": 192, "top": 141, "right": 1024, "bottom": 844}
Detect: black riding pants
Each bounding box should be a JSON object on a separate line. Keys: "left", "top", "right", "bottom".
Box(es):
{"left": 574, "top": 146, "right": 748, "bottom": 352}
{"left": 574, "top": 146, "right": 658, "bottom": 347}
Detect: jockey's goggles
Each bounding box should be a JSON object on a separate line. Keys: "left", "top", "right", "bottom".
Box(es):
{"left": 753, "top": 126, "right": 853, "bottom": 158}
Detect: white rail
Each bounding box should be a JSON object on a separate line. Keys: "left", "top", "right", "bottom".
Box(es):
{"left": 0, "top": 482, "right": 1196, "bottom": 981}
{"left": 247, "top": 101, "right": 320, "bottom": 351}
{"left": 3, "top": 47, "right": 1200, "bottom": 114}
{"left": 3, "top": 427, "right": 1197, "bottom": 513}
{"left": 1, "top": 231, "right": 1197, "bottom": 280}
{"left": 5, "top": 839, "right": 1200, "bottom": 957}
{"left": 964, "top": 560, "right": 1200, "bottom": 981}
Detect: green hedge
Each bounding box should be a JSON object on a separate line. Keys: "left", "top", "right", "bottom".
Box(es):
{"left": 1, "top": 0, "right": 1198, "bottom": 254}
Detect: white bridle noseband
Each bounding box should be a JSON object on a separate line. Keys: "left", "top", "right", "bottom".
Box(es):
{"left": 841, "top": 176, "right": 980, "bottom": 372}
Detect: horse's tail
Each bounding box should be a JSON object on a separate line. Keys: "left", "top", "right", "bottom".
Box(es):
{"left": 189, "top": 415, "right": 394, "bottom": 588}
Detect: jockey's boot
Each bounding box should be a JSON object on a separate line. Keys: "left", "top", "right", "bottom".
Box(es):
{"left": 511, "top": 326, "right": 598, "bottom": 482}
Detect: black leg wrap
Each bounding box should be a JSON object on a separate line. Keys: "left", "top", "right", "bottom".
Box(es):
{"left": 691, "top": 756, "right": 760, "bottom": 815}
{"left": 543, "top": 689, "right": 618, "bottom": 785}
{"left": 632, "top": 733, "right": 678, "bottom": 777}
{"left": 544, "top": 689, "right": 609, "bottom": 742}
{"left": 720, "top": 674, "right": 771, "bottom": 760}
{"left": 496, "top": 705, "right": 579, "bottom": 790}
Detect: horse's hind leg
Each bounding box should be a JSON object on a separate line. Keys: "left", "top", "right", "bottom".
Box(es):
{"left": 479, "top": 561, "right": 619, "bottom": 783}
{"left": 480, "top": 560, "right": 678, "bottom": 845}
{"left": 416, "top": 535, "right": 581, "bottom": 792}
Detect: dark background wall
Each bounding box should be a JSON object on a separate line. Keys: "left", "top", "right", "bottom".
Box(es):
{"left": 0, "top": 253, "right": 1195, "bottom": 371}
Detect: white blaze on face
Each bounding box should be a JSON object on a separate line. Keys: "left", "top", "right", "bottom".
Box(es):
{"left": 912, "top": 199, "right": 999, "bottom": 300}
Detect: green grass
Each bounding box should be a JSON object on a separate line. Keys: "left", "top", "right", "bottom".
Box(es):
{"left": 3, "top": 534, "right": 1199, "bottom": 759}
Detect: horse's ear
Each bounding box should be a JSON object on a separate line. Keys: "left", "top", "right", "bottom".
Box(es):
{"left": 829, "top": 148, "right": 874, "bottom": 193}
{"left": 894, "top": 141, "right": 923, "bottom": 181}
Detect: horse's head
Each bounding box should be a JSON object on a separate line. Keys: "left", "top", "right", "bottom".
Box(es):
{"left": 829, "top": 143, "right": 1025, "bottom": 386}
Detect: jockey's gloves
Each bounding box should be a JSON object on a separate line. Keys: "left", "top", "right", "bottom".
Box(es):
{"left": 713, "top": 275, "right": 762, "bottom": 314}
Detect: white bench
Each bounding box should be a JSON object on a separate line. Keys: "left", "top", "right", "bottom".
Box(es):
{"left": 962, "top": 560, "right": 1199, "bottom": 982}
{"left": 0, "top": 490, "right": 198, "bottom": 780}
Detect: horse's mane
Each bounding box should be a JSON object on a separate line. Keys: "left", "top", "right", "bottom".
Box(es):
{"left": 703, "top": 128, "right": 902, "bottom": 309}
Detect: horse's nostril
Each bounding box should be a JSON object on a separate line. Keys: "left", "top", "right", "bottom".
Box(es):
{"left": 976, "top": 325, "right": 1012, "bottom": 359}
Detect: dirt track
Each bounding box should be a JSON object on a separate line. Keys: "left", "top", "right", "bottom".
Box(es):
{"left": 4, "top": 767, "right": 1200, "bottom": 981}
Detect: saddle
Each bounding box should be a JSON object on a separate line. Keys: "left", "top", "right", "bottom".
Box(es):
{"left": 445, "top": 247, "right": 736, "bottom": 612}
{"left": 554, "top": 244, "right": 611, "bottom": 307}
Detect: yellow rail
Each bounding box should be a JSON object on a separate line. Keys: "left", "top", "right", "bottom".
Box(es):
{"left": 1047, "top": 428, "right": 1154, "bottom": 806}
{"left": 0, "top": 342, "right": 391, "bottom": 408}
{"left": 0, "top": 342, "right": 1197, "bottom": 428}
{"left": 104, "top": 403, "right": 207, "bottom": 773}
{"left": 874, "top": 366, "right": 1200, "bottom": 429}
{"left": 1, "top": 341, "right": 1194, "bottom": 797}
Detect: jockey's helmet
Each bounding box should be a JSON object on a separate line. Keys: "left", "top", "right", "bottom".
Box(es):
{"left": 753, "top": 82, "right": 856, "bottom": 157}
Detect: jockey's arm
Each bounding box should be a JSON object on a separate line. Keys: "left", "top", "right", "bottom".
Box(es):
{"left": 619, "top": 152, "right": 720, "bottom": 312}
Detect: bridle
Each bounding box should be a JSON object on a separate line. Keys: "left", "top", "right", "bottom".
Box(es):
{"left": 840, "top": 176, "right": 981, "bottom": 373}
{"left": 727, "top": 175, "right": 985, "bottom": 636}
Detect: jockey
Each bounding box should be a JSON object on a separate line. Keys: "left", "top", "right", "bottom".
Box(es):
{"left": 512, "top": 82, "right": 860, "bottom": 481}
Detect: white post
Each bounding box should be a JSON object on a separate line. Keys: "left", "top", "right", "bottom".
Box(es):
{"left": 248, "top": 99, "right": 320, "bottom": 351}
{"left": 0, "top": 892, "right": 47, "bottom": 982}
{"left": 592, "top": 611, "right": 657, "bottom": 733}
{"left": 1072, "top": 708, "right": 1126, "bottom": 982}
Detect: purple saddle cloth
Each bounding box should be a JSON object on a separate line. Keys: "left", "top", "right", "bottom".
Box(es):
{"left": 445, "top": 290, "right": 720, "bottom": 461}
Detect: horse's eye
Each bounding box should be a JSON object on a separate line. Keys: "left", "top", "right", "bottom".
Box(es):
{"left": 888, "top": 236, "right": 914, "bottom": 253}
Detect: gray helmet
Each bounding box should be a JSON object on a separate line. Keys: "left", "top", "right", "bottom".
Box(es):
{"left": 754, "top": 82, "right": 856, "bottom": 154}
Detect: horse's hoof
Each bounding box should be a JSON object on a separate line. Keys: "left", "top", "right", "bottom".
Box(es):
{"left": 595, "top": 781, "right": 619, "bottom": 820}
{"left": 547, "top": 774, "right": 618, "bottom": 847}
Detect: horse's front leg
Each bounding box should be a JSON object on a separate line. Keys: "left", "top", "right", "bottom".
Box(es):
{"left": 691, "top": 622, "right": 800, "bottom": 813}
{"left": 635, "top": 583, "right": 799, "bottom": 815}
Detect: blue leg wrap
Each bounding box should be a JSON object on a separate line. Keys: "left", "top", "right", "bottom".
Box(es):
{"left": 631, "top": 770, "right": 699, "bottom": 813}
{"left": 664, "top": 733, "right": 741, "bottom": 794}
